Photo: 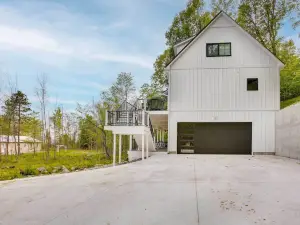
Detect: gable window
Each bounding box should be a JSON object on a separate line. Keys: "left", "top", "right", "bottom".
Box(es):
{"left": 206, "top": 43, "right": 231, "bottom": 57}
{"left": 247, "top": 78, "right": 258, "bottom": 91}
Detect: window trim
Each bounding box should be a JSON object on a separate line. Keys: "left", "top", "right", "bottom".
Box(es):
{"left": 247, "top": 78, "right": 259, "bottom": 91}
{"left": 206, "top": 42, "right": 232, "bottom": 57}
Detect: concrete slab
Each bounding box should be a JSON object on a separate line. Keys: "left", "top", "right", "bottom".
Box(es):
{"left": 0, "top": 155, "right": 300, "bottom": 225}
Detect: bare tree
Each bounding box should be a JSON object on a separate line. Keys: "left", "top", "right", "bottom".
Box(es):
{"left": 35, "top": 74, "right": 48, "bottom": 155}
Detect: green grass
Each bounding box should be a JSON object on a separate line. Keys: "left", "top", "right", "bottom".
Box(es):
{"left": 281, "top": 96, "right": 300, "bottom": 109}
{"left": 0, "top": 149, "right": 128, "bottom": 181}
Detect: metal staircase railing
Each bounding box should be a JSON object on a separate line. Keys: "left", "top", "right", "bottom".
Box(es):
{"left": 107, "top": 110, "right": 147, "bottom": 126}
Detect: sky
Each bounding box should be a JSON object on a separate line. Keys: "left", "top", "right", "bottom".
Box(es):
{"left": 0, "top": 0, "right": 299, "bottom": 113}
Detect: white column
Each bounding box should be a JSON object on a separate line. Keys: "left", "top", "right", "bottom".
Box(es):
{"left": 162, "top": 130, "right": 164, "bottom": 142}
{"left": 160, "top": 130, "right": 162, "bottom": 142}
{"left": 133, "top": 112, "right": 136, "bottom": 125}
{"left": 142, "top": 111, "right": 145, "bottom": 126}
{"left": 144, "top": 99, "right": 147, "bottom": 110}
{"left": 156, "top": 129, "right": 159, "bottom": 141}
{"left": 129, "top": 135, "right": 132, "bottom": 151}
{"left": 119, "top": 134, "right": 122, "bottom": 163}
{"left": 105, "top": 110, "right": 108, "bottom": 126}
{"left": 127, "top": 111, "right": 129, "bottom": 125}
{"left": 142, "top": 134, "right": 145, "bottom": 160}
{"left": 113, "top": 133, "right": 116, "bottom": 166}
{"left": 113, "top": 112, "right": 117, "bottom": 125}
{"left": 146, "top": 134, "right": 149, "bottom": 158}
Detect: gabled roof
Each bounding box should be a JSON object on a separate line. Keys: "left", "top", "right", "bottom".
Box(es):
{"left": 166, "top": 11, "right": 284, "bottom": 69}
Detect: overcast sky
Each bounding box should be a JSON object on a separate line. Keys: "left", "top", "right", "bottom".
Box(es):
{"left": 0, "top": 0, "right": 298, "bottom": 112}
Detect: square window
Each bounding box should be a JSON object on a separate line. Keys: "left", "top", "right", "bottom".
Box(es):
{"left": 247, "top": 78, "right": 258, "bottom": 91}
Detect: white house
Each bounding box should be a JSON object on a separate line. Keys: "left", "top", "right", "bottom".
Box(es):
{"left": 0, "top": 135, "right": 42, "bottom": 155}
{"left": 105, "top": 11, "right": 284, "bottom": 163}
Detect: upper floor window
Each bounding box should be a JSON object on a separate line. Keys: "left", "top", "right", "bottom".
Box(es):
{"left": 206, "top": 43, "right": 231, "bottom": 57}
{"left": 247, "top": 78, "right": 258, "bottom": 91}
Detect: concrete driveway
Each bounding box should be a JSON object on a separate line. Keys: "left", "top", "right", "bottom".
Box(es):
{"left": 1, "top": 154, "right": 300, "bottom": 225}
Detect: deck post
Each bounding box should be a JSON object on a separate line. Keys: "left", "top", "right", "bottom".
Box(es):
{"left": 113, "top": 112, "right": 117, "bottom": 125}
{"left": 129, "top": 135, "right": 132, "bottom": 151}
{"left": 146, "top": 133, "right": 149, "bottom": 158}
{"left": 113, "top": 133, "right": 116, "bottom": 166}
{"left": 105, "top": 110, "right": 108, "bottom": 126}
{"left": 133, "top": 112, "right": 136, "bottom": 125}
{"left": 119, "top": 134, "right": 122, "bottom": 163}
{"left": 144, "top": 99, "right": 147, "bottom": 110}
{"left": 142, "top": 111, "right": 145, "bottom": 126}
{"left": 127, "top": 111, "right": 129, "bottom": 125}
{"left": 142, "top": 134, "right": 145, "bottom": 160}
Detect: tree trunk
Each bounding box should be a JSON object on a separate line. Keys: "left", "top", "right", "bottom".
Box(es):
{"left": 101, "top": 129, "right": 110, "bottom": 158}
{"left": 17, "top": 103, "right": 21, "bottom": 155}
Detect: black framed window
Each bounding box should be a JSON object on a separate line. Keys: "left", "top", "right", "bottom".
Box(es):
{"left": 206, "top": 43, "right": 231, "bottom": 57}
{"left": 247, "top": 78, "right": 258, "bottom": 91}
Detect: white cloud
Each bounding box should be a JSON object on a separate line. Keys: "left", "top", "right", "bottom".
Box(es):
{"left": 0, "top": 25, "right": 72, "bottom": 54}
{"left": 0, "top": 4, "right": 154, "bottom": 70}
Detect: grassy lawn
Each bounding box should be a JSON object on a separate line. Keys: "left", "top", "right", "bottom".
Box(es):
{"left": 281, "top": 96, "right": 300, "bottom": 109}
{"left": 0, "top": 149, "right": 127, "bottom": 181}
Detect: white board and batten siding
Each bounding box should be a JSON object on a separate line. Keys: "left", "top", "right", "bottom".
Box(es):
{"left": 167, "top": 13, "right": 282, "bottom": 154}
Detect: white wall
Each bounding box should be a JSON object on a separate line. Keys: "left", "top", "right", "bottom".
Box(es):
{"left": 0, "top": 143, "right": 42, "bottom": 155}
{"left": 276, "top": 104, "right": 300, "bottom": 159}
{"left": 167, "top": 14, "right": 280, "bottom": 154}
{"left": 170, "top": 68, "right": 279, "bottom": 111}
{"left": 171, "top": 15, "right": 278, "bottom": 70}
{"left": 169, "top": 111, "right": 276, "bottom": 153}
{"left": 169, "top": 14, "right": 280, "bottom": 111}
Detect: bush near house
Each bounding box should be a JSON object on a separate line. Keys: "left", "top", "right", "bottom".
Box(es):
{"left": 0, "top": 149, "right": 128, "bottom": 181}
{"left": 281, "top": 96, "right": 300, "bottom": 109}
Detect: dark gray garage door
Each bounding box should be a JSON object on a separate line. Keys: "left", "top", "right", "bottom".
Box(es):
{"left": 177, "top": 122, "right": 252, "bottom": 154}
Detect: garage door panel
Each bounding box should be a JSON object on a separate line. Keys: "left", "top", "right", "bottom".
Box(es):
{"left": 177, "top": 122, "right": 252, "bottom": 155}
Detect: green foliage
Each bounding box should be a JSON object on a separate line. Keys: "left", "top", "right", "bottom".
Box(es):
{"left": 152, "top": 47, "right": 174, "bottom": 91}
{"left": 279, "top": 40, "right": 300, "bottom": 101}
{"left": 237, "top": 0, "right": 296, "bottom": 56}
{"left": 78, "top": 115, "right": 98, "bottom": 149}
{"left": 237, "top": 0, "right": 300, "bottom": 101}
{"left": 281, "top": 95, "right": 300, "bottom": 109}
{"left": 165, "top": 0, "right": 211, "bottom": 47}
{"left": 21, "top": 167, "right": 38, "bottom": 176}
{"left": 1, "top": 91, "right": 32, "bottom": 155}
{"left": 139, "top": 83, "right": 160, "bottom": 99}
{"left": 102, "top": 72, "right": 136, "bottom": 109}
{"left": 51, "top": 107, "right": 63, "bottom": 145}
{"left": 211, "top": 0, "right": 238, "bottom": 17}
{"left": 0, "top": 149, "right": 128, "bottom": 181}
{"left": 152, "top": 0, "right": 211, "bottom": 91}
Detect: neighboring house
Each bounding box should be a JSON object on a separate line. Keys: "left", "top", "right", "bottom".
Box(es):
{"left": 105, "top": 11, "right": 284, "bottom": 163}
{"left": 0, "top": 136, "right": 42, "bottom": 155}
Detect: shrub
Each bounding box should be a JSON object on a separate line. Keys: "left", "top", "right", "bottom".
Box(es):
{"left": 20, "top": 167, "right": 37, "bottom": 176}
